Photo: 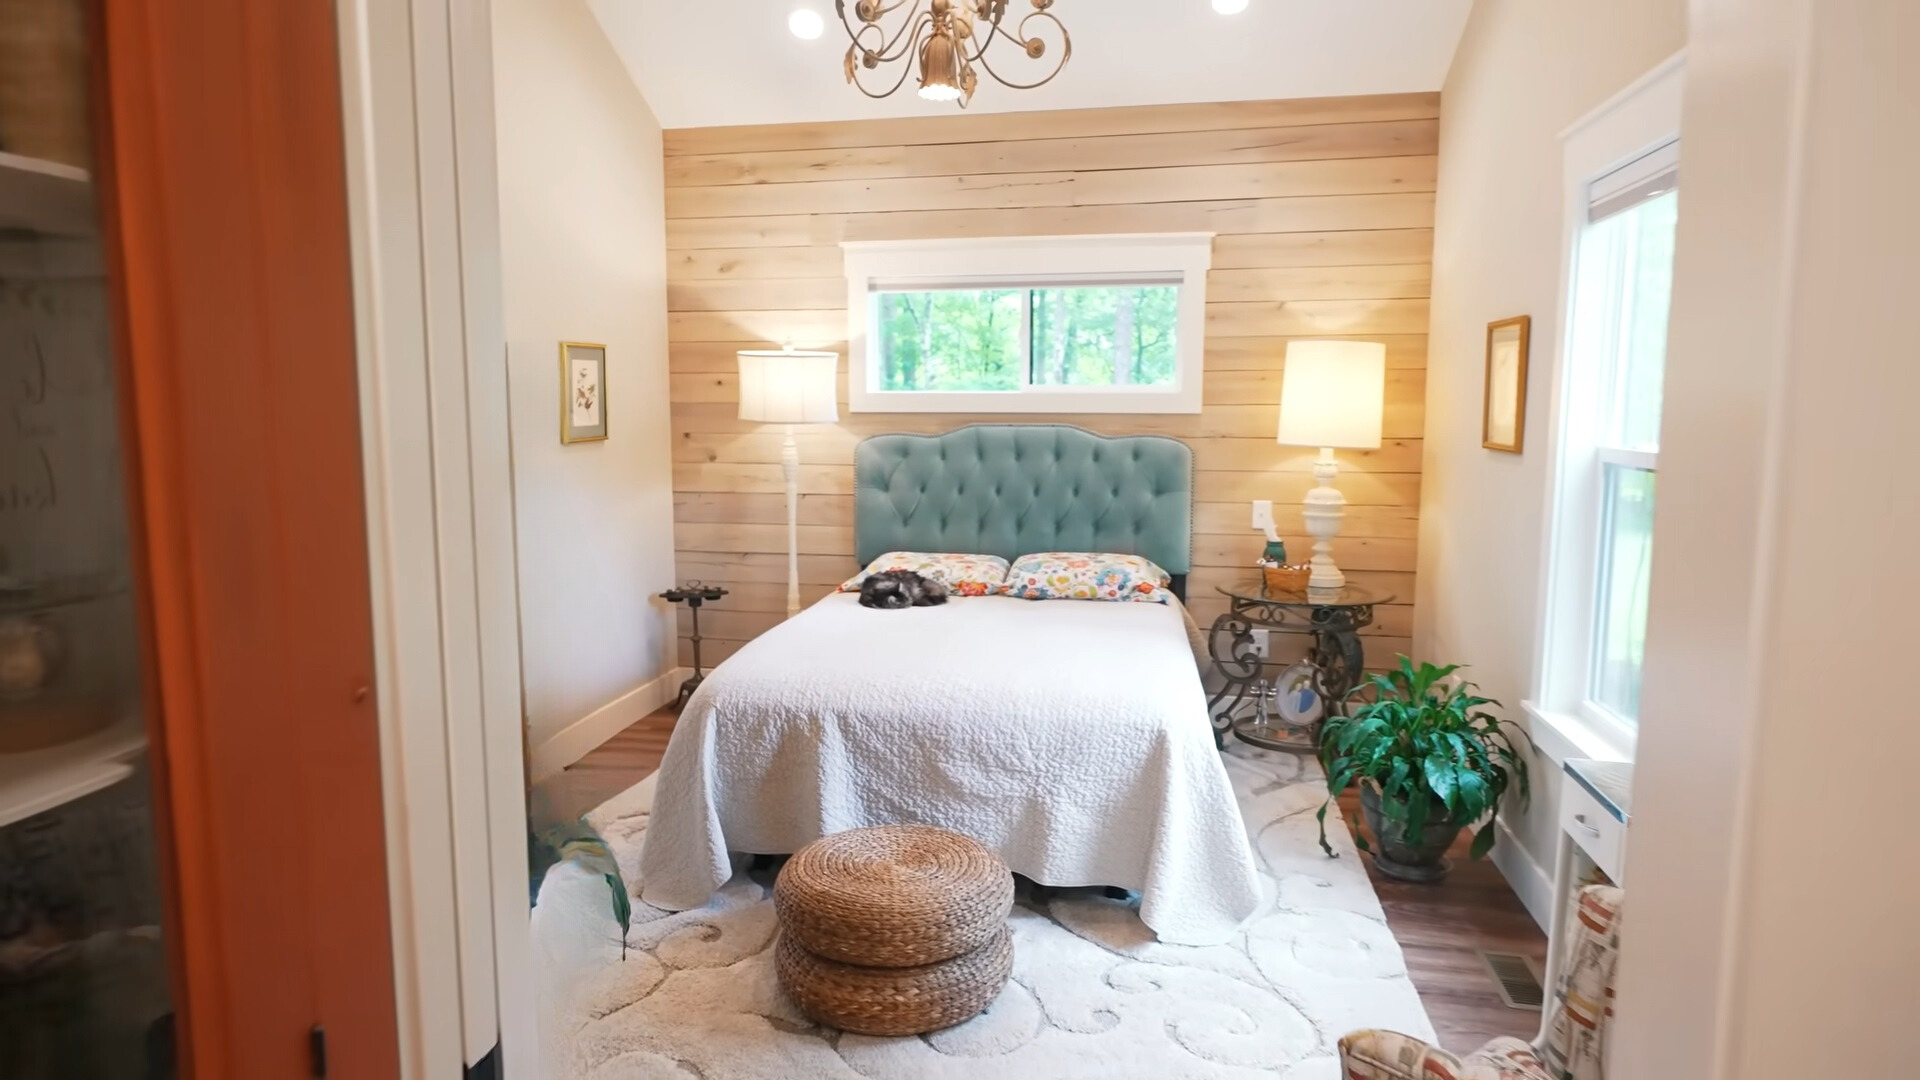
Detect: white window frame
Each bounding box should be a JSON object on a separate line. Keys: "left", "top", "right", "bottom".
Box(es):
{"left": 840, "top": 233, "right": 1213, "bottom": 414}
{"left": 1525, "top": 53, "right": 1685, "bottom": 766}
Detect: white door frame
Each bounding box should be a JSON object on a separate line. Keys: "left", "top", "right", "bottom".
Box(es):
{"left": 335, "top": 1, "right": 537, "bottom": 1075}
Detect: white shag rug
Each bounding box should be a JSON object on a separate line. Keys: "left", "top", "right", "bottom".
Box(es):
{"left": 532, "top": 744, "right": 1434, "bottom": 1080}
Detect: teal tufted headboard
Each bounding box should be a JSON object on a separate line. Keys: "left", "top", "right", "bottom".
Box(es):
{"left": 854, "top": 425, "right": 1193, "bottom": 593}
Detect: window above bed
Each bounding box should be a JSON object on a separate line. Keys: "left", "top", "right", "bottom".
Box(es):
{"left": 841, "top": 234, "right": 1213, "bottom": 415}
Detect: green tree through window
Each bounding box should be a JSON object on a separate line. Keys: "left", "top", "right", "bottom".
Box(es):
{"left": 875, "top": 285, "right": 1179, "bottom": 392}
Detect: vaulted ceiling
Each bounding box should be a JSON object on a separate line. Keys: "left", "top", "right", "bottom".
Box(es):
{"left": 587, "top": 0, "right": 1472, "bottom": 129}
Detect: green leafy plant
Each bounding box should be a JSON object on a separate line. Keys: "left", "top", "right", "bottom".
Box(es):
{"left": 1317, "top": 657, "right": 1529, "bottom": 861}
{"left": 530, "top": 816, "right": 633, "bottom": 959}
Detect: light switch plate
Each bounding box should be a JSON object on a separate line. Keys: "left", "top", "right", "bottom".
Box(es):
{"left": 1251, "top": 499, "right": 1275, "bottom": 531}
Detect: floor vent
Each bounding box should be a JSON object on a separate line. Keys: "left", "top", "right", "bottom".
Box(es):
{"left": 1479, "top": 951, "right": 1546, "bottom": 1011}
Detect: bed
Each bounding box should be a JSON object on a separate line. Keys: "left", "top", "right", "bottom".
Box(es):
{"left": 637, "top": 424, "right": 1262, "bottom": 946}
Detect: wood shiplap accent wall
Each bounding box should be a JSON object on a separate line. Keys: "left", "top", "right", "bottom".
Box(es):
{"left": 664, "top": 93, "right": 1437, "bottom": 668}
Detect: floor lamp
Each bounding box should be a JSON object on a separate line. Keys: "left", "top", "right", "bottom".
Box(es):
{"left": 737, "top": 349, "right": 840, "bottom": 618}
{"left": 1276, "top": 340, "right": 1387, "bottom": 591}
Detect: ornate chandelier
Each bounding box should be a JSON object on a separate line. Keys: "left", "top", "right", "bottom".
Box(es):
{"left": 835, "top": 0, "right": 1071, "bottom": 108}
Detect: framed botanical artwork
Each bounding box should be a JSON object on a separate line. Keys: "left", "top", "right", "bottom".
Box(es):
{"left": 560, "top": 341, "right": 608, "bottom": 444}
{"left": 1482, "top": 316, "right": 1531, "bottom": 453}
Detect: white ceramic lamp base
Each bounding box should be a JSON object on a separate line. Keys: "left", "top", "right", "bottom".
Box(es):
{"left": 1301, "top": 447, "right": 1348, "bottom": 591}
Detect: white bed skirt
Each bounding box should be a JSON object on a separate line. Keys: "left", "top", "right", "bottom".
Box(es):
{"left": 637, "top": 594, "right": 1263, "bottom": 946}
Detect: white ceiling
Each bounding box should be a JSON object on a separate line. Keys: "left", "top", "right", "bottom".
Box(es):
{"left": 586, "top": 0, "right": 1472, "bottom": 130}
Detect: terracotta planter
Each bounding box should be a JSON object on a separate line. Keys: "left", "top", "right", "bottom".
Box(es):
{"left": 1359, "top": 781, "right": 1463, "bottom": 883}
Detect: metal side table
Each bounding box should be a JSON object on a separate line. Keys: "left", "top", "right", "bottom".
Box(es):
{"left": 1205, "top": 583, "right": 1391, "bottom": 753}
{"left": 660, "top": 583, "right": 727, "bottom": 709}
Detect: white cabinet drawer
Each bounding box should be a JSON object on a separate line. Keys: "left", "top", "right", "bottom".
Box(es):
{"left": 1559, "top": 772, "right": 1627, "bottom": 882}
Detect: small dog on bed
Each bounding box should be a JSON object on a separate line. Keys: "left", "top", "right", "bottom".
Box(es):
{"left": 857, "top": 569, "right": 949, "bottom": 609}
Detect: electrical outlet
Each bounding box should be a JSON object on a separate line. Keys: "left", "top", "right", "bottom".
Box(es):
{"left": 1250, "top": 499, "right": 1275, "bottom": 531}
{"left": 1251, "top": 628, "right": 1270, "bottom": 658}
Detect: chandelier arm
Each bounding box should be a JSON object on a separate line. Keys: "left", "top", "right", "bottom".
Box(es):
{"left": 837, "top": 0, "right": 922, "bottom": 61}
{"left": 847, "top": 18, "right": 929, "bottom": 99}
{"left": 959, "top": 1, "right": 1014, "bottom": 62}
{"left": 839, "top": 0, "right": 914, "bottom": 31}
{"left": 968, "top": 11, "right": 1070, "bottom": 90}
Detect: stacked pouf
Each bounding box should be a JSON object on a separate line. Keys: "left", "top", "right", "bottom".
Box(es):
{"left": 773, "top": 824, "right": 1016, "bottom": 1037}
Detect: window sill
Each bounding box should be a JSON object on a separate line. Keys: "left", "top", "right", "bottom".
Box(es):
{"left": 1521, "top": 699, "right": 1636, "bottom": 766}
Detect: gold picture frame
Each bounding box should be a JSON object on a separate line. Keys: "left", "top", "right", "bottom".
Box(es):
{"left": 560, "top": 341, "right": 608, "bottom": 444}
{"left": 1482, "top": 316, "right": 1531, "bottom": 454}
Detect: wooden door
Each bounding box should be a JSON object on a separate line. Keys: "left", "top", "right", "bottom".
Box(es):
{"left": 94, "top": 0, "right": 401, "bottom": 1076}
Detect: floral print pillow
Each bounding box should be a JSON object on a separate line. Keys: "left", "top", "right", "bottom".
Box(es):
{"left": 838, "top": 552, "right": 1011, "bottom": 598}
{"left": 1000, "top": 553, "right": 1173, "bottom": 604}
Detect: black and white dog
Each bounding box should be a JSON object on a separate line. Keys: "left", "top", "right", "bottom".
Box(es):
{"left": 857, "top": 569, "right": 949, "bottom": 609}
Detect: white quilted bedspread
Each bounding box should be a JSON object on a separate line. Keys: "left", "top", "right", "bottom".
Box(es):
{"left": 637, "top": 593, "right": 1263, "bottom": 946}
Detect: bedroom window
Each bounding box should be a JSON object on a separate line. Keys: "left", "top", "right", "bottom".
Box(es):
{"left": 842, "top": 234, "right": 1212, "bottom": 413}
{"left": 1528, "top": 55, "right": 1682, "bottom": 765}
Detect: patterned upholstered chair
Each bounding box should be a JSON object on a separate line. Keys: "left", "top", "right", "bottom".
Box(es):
{"left": 1338, "top": 885, "right": 1623, "bottom": 1080}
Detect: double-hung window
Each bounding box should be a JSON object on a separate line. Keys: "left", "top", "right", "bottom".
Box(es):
{"left": 841, "top": 234, "right": 1212, "bottom": 414}
{"left": 1530, "top": 58, "right": 1682, "bottom": 762}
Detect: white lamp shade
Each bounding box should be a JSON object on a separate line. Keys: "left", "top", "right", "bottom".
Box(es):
{"left": 1276, "top": 340, "right": 1387, "bottom": 449}
{"left": 737, "top": 350, "right": 840, "bottom": 424}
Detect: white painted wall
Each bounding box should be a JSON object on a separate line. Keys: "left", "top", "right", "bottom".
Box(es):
{"left": 493, "top": 0, "right": 677, "bottom": 773}
{"left": 1416, "top": 0, "right": 1686, "bottom": 919}
{"left": 1613, "top": 0, "right": 1919, "bottom": 1073}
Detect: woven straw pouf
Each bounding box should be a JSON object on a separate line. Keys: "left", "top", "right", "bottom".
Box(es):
{"left": 774, "top": 824, "right": 1015, "bottom": 1035}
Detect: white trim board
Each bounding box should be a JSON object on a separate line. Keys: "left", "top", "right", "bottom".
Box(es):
{"left": 530, "top": 667, "right": 691, "bottom": 780}
{"left": 1491, "top": 815, "right": 1558, "bottom": 934}
{"left": 335, "top": 0, "right": 536, "bottom": 1073}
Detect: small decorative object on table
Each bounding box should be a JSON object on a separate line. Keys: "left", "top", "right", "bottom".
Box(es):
{"left": 1315, "top": 658, "right": 1530, "bottom": 883}
{"left": 1256, "top": 538, "right": 1312, "bottom": 594}
{"left": 658, "top": 582, "right": 727, "bottom": 709}
{"left": 774, "top": 824, "right": 1014, "bottom": 1037}
{"left": 1205, "top": 582, "right": 1391, "bottom": 754}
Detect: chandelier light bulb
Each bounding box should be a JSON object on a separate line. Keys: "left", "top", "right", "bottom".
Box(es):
{"left": 789, "top": 8, "right": 825, "bottom": 39}
{"left": 1212, "top": 0, "right": 1250, "bottom": 13}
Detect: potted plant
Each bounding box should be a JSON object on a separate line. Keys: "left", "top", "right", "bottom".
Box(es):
{"left": 1316, "top": 657, "right": 1529, "bottom": 883}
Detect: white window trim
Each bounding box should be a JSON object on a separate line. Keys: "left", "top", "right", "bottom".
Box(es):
{"left": 841, "top": 233, "right": 1214, "bottom": 414}
{"left": 1525, "top": 52, "right": 1685, "bottom": 766}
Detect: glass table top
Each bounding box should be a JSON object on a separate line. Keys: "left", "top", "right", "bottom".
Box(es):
{"left": 1216, "top": 582, "right": 1395, "bottom": 608}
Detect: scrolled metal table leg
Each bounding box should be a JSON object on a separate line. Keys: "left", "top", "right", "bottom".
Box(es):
{"left": 1206, "top": 613, "right": 1263, "bottom": 750}
{"left": 1309, "top": 627, "right": 1368, "bottom": 719}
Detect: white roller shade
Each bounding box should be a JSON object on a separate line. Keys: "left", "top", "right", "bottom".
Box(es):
{"left": 1589, "top": 140, "right": 1680, "bottom": 223}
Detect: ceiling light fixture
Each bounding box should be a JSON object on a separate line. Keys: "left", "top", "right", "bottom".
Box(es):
{"left": 1212, "top": 0, "right": 1249, "bottom": 13}
{"left": 790, "top": 8, "right": 826, "bottom": 39}
{"left": 835, "top": 0, "right": 1071, "bottom": 109}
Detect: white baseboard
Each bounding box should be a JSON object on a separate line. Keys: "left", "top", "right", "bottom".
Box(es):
{"left": 1491, "top": 815, "right": 1557, "bottom": 934}
{"left": 528, "top": 666, "right": 688, "bottom": 780}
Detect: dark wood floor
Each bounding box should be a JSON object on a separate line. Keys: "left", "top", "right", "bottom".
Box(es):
{"left": 1334, "top": 787, "right": 1547, "bottom": 1050}
{"left": 538, "top": 707, "right": 1547, "bottom": 1052}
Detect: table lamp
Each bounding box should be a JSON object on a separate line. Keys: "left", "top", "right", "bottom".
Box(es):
{"left": 737, "top": 348, "right": 840, "bottom": 617}
{"left": 1276, "top": 340, "right": 1386, "bottom": 590}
